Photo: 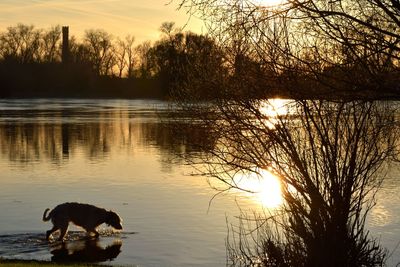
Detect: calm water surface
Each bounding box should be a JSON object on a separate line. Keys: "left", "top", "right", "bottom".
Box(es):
{"left": 0, "top": 99, "right": 399, "bottom": 266}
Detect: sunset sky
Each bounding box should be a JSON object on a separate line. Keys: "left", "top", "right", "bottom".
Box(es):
{"left": 0, "top": 0, "right": 205, "bottom": 43}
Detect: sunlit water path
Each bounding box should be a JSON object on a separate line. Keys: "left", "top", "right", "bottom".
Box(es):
{"left": 0, "top": 99, "right": 399, "bottom": 266}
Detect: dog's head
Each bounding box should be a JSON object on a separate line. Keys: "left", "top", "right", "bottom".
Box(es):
{"left": 106, "top": 211, "right": 123, "bottom": 230}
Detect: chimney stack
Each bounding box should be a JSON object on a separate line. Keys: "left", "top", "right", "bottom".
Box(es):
{"left": 62, "top": 26, "right": 69, "bottom": 64}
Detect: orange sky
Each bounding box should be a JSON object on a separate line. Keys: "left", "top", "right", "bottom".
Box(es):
{"left": 0, "top": 0, "right": 205, "bottom": 43}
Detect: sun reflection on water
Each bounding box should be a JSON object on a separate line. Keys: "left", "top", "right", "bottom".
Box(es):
{"left": 259, "top": 99, "right": 290, "bottom": 117}
{"left": 235, "top": 169, "right": 283, "bottom": 209}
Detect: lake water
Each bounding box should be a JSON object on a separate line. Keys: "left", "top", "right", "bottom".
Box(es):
{"left": 0, "top": 99, "right": 399, "bottom": 266}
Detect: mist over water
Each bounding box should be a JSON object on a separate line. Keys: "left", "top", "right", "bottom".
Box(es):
{"left": 0, "top": 99, "right": 399, "bottom": 266}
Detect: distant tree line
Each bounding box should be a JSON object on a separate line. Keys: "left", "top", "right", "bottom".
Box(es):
{"left": 0, "top": 22, "right": 226, "bottom": 99}
{"left": 1, "top": 18, "right": 399, "bottom": 99}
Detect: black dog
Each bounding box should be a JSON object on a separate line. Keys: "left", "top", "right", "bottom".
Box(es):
{"left": 43, "top": 202, "right": 122, "bottom": 241}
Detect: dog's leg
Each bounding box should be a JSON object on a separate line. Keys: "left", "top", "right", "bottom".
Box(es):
{"left": 87, "top": 228, "right": 100, "bottom": 238}
{"left": 58, "top": 222, "right": 69, "bottom": 241}
{"left": 93, "top": 229, "right": 100, "bottom": 238}
{"left": 46, "top": 226, "right": 58, "bottom": 241}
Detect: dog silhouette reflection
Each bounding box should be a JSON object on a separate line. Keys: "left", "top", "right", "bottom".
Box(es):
{"left": 51, "top": 239, "right": 121, "bottom": 263}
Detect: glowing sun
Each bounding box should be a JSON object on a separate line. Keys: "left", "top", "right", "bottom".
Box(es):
{"left": 235, "top": 169, "right": 283, "bottom": 208}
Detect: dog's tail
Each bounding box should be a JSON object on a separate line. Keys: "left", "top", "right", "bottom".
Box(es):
{"left": 42, "top": 208, "right": 51, "bottom": 222}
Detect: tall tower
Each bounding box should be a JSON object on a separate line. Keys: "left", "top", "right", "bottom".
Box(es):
{"left": 62, "top": 26, "right": 69, "bottom": 64}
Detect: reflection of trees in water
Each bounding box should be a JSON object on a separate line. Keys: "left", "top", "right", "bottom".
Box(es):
{"left": 0, "top": 123, "right": 65, "bottom": 163}
{"left": 0, "top": 111, "right": 213, "bottom": 165}
{"left": 140, "top": 121, "right": 215, "bottom": 154}
{"left": 0, "top": 122, "right": 114, "bottom": 164}
{"left": 140, "top": 121, "right": 217, "bottom": 172}
{"left": 51, "top": 239, "right": 121, "bottom": 263}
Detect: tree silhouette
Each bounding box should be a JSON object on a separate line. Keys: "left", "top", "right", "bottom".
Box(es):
{"left": 41, "top": 25, "right": 62, "bottom": 63}
{"left": 135, "top": 41, "right": 153, "bottom": 78}
{"left": 172, "top": 0, "right": 400, "bottom": 266}
{"left": 83, "top": 29, "right": 115, "bottom": 76}
{"left": 0, "top": 24, "right": 41, "bottom": 63}
{"left": 176, "top": 98, "right": 399, "bottom": 266}
{"left": 176, "top": 0, "right": 400, "bottom": 98}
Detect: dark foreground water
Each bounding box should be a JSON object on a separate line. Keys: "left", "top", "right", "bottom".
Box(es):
{"left": 0, "top": 99, "right": 399, "bottom": 266}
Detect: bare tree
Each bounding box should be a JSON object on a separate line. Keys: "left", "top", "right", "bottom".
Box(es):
{"left": 0, "top": 24, "right": 42, "bottom": 63}
{"left": 160, "top": 21, "right": 177, "bottom": 40}
{"left": 135, "top": 41, "right": 153, "bottom": 78}
{"left": 178, "top": 99, "right": 398, "bottom": 266}
{"left": 171, "top": 2, "right": 400, "bottom": 266}
{"left": 115, "top": 38, "right": 127, "bottom": 78}
{"left": 68, "top": 35, "right": 91, "bottom": 65}
{"left": 115, "top": 35, "right": 136, "bottom": 78}
{"left": 124, "top": 35, "right": 136, "bottom": 78}
{"left": 40, "top": 25, "right": 62, "bottom": 63}
{"left": 84, "top": 29, "right": 115, "bottom": 75}
{"left": 175, "top": 0, "right": 400, "bottom": 97}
